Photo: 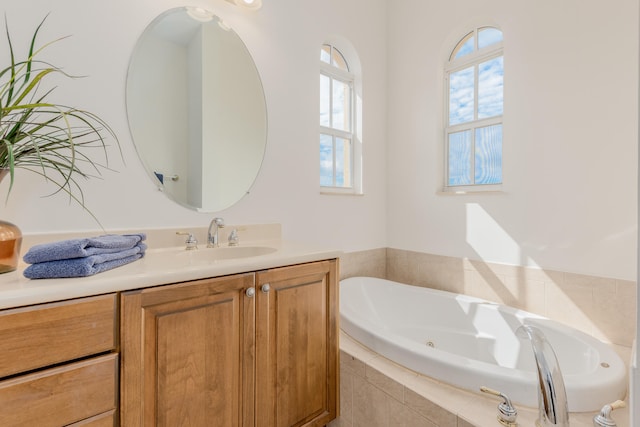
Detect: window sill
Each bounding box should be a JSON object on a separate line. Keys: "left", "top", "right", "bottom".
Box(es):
{"left": 320, "top": 189, "right": 364, "bottom": 196}
{"left": 439, "top": 183, "right": 503, "bottom": 195}
{"left": 436, "top": 189, "right": 505, "bottom": 196}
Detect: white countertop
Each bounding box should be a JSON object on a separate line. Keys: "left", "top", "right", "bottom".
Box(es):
{"left": 0, "top": 238, "right": 342, "bottom": 310}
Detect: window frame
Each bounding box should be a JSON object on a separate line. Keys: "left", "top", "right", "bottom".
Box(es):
{"left": 443, "top": 27, "right": 504, "bottom": 193}
{"left": 320, "top": 43, "right": 362, "bottom": 195}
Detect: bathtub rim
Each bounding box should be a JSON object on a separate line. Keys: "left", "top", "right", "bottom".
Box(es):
{"left": 339, "top": 275, "right": 628, "bottom": 412}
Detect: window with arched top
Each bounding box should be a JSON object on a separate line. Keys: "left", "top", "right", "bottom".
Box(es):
{"left": 320, "top": 42, "right": 361, "bottom": 193}
{"left": 445, "top": 26, "right": 504, "bottom": 191}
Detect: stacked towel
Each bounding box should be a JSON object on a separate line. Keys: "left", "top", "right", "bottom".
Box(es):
{"left": 23, "top": 234, "right": 147, "bottom": 279}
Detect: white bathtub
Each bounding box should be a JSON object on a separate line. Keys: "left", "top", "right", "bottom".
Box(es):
{"left": 340, "top": 276, "right": 627, "bottom": 412}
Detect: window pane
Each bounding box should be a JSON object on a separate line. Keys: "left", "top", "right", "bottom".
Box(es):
{"left": 448, "top": 131, "right": 472, "bottom": 185}
{"left": 335, "top": 137, "right": 351, "bottom": 187}
{"left": 321, "top": 45, "right": 331, "bottom": 64}
{"left": 332, "top": 79, "right": 351, "bottom": 131}
{"left": 475, "top": 124, "right": 502, "bottom": 184}
{"left": 320, "top": 134, "right": 334, "bottom": 186}
{"left": 452, "top": 32, "right": 474, "bottom": 60}
{"left": 331, "top": 47, "right": 349, "bottom": 71}
{"left": 478, "top": 27, "right": 503, "bottom": 49}
{"left": 449, "top": 66, "right": 474, "bottom": 125}
{"left": 320, "top": 74, "right": 330, "bottom": 127}
{"left": 478, "top": 56, "right": 504, "bottom": 119}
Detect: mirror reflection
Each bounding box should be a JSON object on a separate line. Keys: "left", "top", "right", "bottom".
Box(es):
{"left": 127, "top": 7, "right": 267, "bottom": 212}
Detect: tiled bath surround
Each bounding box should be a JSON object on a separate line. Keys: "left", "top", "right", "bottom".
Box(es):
{"left": 329, "top": 332, "right": 630, "bottom": 427}
{"left": 334, "top": 248, "right": 635, "bottom": 426}
{"left": 340, "top": 247, "right": 636, "bottom": 348}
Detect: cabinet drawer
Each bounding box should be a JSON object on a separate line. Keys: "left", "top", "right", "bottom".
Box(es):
{"left": 68, "top": 410, "right": 116, "bottom": 427}
{"left": 0, "top": 294, "right": 117, "bottom": 377}
{"left": 0, "top": 354, "right": 118, "bottom": 427}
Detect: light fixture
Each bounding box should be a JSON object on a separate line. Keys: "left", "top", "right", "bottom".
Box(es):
{"left": 226, "top": 0, "right": 262, "bottom": 11}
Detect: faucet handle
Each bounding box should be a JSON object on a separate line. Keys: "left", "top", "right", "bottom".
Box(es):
{"left": 480, "top": 386, "right": 518, "bottom": 426}
{"left": 176, "top": 231, "right": 198, "bottom": 250}
{"left": 593, "top": 400, "right": 625, "bottom": 427}
{"left": 228, "top": 228, "right": 239, "bottom": 246}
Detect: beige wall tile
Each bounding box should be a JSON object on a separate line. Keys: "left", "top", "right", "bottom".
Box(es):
{"left": 340, "top": 351, "right": 367, "bottom": 378}
{"left": 465, "top": 269, "right": 508, "bottom": 303}
{"left": 352, "top": 375, "right": 389, "bottom": 427}
{"left": 337, "top": 367, "right": 355, "bottom": 426}
{"left": 409, "top": 251, "right": 436, "bottom": 288}
{"left": 418, "top": 254, "right": 466, "bottom": 294}
{"left": 503, "top": 275, "right": 546, "bottom": 315}
{"left": 387, "top": 248, "right": 421, "bottom": 285}
{"left": 465, "top": 258, "right": 521, "bottom": 279}
{"left": 387, "top": 397, "right": 438, "bottom": 427}
{"left": 365, "top": 365, "right": 404, "bottom": 402}
{"left": 521, "top": 267, "right": 565, "bottom": 284}
{"left": 340, "top": 248, "right": 387, "bottom": 280}
{"left": 545, "top": 272, "right": 596, "bottom": 334}
{"left": 592, "top": 279, "right": 637, "bottom": 346}
{"left": 404, "top": 387, "right": 458, "bottom": 426}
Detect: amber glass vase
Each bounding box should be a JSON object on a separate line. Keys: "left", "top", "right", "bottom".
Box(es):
{"left": 0, "top": 169, "right": 22, "bottom": 273}
{"left": 0, "top": 220, "right": 21, "bottom": 273}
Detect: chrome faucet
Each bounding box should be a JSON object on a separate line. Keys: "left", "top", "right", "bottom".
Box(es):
{"left": 207, "top": 217, "right": 225, "bottom": 247}
{"left": 516, "top": 324, "right": 570, "bottom": 427}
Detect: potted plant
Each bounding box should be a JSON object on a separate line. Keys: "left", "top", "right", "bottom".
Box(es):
{"left": 0, "top": 15, "right": 121, "bottom": 273}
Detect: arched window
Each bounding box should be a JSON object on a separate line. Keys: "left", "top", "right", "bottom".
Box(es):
{"left": 320, "top": 42, "right": 361, "bottom": 193}
{"left": 445, "top": 26, "right": 503, "bottom": 191}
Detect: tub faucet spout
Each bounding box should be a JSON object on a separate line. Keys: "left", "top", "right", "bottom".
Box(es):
{"left": 516, "top": 324, "right": 570, "bottom": 427}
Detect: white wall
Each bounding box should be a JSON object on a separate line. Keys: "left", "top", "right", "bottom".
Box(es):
{"left": 1, "top": 0, "right": 636, "bottom": 281}
{"left": 387, "top": 0, "right": 639, "bottom": 280}
{"left": 0, "top": 0, "right": 388, "bottom": 253}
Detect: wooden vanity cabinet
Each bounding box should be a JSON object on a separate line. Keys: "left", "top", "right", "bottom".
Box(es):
{"left": 256, "top": 260, "right": 338, "bottom": 427}
{"left": 120, "top": 259, "right": 338, "bottom": 427}
{"left": 0, "top": 294, "right": 119, "bottom": 427}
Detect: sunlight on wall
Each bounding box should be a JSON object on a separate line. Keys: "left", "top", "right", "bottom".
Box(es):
{"left": 465, "top": 203, "right": 608, "bottom": 340}
{"left": 465, "top": 203, "right": 538, "bottom": 268}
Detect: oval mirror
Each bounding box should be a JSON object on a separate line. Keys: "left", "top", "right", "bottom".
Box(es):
{"left": 126, "top": 7, "right": 267, "bottom": 212}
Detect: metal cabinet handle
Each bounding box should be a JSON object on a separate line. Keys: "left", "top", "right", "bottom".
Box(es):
{"left": 246, "top": 287, "right": 256, "bottom": 298}
{"left": 261, "top": 284, "right": 271, "bottom": 293}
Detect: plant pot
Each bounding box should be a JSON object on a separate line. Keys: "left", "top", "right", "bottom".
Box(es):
{"left": 0, "top": 169, "right": 22, "bottom": 273}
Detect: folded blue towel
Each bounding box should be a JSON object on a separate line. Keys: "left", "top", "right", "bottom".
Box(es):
{"left": 23, "top": 233, "right": 147, "bottom": 264}
{"left": 23, "top": 243, "right": 147, "bottom": 279}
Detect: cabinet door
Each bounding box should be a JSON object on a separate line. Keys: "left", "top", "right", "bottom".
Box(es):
{"left": 255, "top": 260, "right": 339, "bottom": 427}
{"left": 121, "top": 273, "right": 255, "bottom": 427}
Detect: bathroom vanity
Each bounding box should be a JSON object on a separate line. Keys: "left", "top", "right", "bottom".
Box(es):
{"left": 121, "top": 260, "right": 338, "bottom": 426}
{"left": 0, "top": 229, "right": 340, "bottom": 427}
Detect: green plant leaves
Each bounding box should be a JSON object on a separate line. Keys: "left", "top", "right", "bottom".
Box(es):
{"left": 0, "top": 14, "right": 121, "bottom": 225}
